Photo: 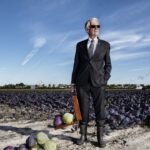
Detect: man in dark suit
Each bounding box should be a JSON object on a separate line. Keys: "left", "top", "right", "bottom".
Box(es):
{"left": 71, "top": 17, "right": 112, "bottom": 148}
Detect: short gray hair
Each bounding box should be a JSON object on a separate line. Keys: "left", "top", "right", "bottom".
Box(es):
{"left": 84, "top": 17, "right": 100, "bottom": 32}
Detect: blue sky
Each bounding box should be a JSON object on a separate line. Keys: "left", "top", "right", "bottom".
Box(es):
{"left": 0, "top": 0, "right": 150, "bottom": 85}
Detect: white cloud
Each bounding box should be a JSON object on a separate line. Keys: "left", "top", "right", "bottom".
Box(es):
{"left": 22, "top": 37, "right": 47, "bottom": 65}
{"left": 112, "top": 51, "right": 150, "bottom": 61}
{"left": 33, "top": 37, "right": 47, "bottom": 49}
{"left": 21, "top": 49, "right": 39, "bottom": 66}
{"left": 103, "top": 30, "right": 150, "bottom": 52}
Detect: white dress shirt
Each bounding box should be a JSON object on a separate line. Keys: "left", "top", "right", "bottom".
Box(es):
{"left": 87, "top": 37, "right": 98, "bottom": 55}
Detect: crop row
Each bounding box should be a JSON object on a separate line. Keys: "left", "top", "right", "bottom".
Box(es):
{"left": 0, "top": 90, "right": 150, "bottom": 130}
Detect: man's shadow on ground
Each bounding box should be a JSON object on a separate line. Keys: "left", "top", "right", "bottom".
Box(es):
{"left": 0, "top": 123, "right": 101, "bottom": 147}
{"left": 0, "top": 125, "right": 80, "bottom": 143}
{"left": 0, "top": 125, "right": 48, "bottom": 136}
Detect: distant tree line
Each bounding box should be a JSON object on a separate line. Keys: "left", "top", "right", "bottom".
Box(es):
{"left": 0, "top": 83, "right": 150, "bottom": 90}
{"left": 0, "top": 83, "right": 31, "bottom": 89}
{"left": 35, "top": 84, "right": 70, "bottom": 89}
{"left": 0, "top": 83, "right": 70, "bottom": 89}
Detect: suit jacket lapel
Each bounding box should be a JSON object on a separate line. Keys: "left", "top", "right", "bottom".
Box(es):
{"left": 91, "top": 39, "right": 102, "bottom": 59}
{"left": 83, "top": 39, "right": 90, "bottom": 59}
{"left": 83, "top": 38, "right": 102, "bottom": 60}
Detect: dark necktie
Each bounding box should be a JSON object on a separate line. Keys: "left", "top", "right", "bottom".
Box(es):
{"left": 88, "top": 40, "right": 94, "bottom": 58}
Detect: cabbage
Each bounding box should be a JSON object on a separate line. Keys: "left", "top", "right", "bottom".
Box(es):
{"left": 53, "top": 115, "right": 63, "bottom": 127}
{"left": 31, "top": 146, "right": 38, "bottom": 150}
{"left": 3, "top": 146, "right": 14, "bottom": 150}
{"left": 36, "top": 132, "right": 49, "bottom": 145}
{"left": 18, "top": 144, "right": 29, "bottom": 150}
{"left": 31, "top": 145, "right": 38, "bottom": 150}
{"left": 44, "top": 140, "right": 56, "bottom": 150}
{"left": 31, "top": 144, "right": 44, "bottom": 150}
{"left": 31, "top": 145, "right": 40, "bottom": 150}
{"left": 38, "top": 148, "right": 44, "bottom": 150}
{"left": 26, "top": 135, "right": 37, "bottom": 148}
{"left": 63, "top": 113, "right": 74, "bottom": 124}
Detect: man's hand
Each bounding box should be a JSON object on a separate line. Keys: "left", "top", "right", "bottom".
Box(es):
{"left": 70, "top": 83, "right": 76, "bottom": 93}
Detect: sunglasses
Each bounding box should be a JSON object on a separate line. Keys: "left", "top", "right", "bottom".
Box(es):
{"left": 90, "top": 25, "right": 100, "bottom": 29}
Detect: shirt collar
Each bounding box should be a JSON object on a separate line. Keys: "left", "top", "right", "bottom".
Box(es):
{"left": 88, "top": 37, "right": 98, "bottom": 43}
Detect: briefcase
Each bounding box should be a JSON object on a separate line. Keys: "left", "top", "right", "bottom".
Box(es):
{"left": 54, "top": 93, "right": 82, "bottom": 130}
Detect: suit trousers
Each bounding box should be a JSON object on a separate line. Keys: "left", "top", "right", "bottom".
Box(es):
{"left": 76, "top": 81, "right": 106, "bottom": 127}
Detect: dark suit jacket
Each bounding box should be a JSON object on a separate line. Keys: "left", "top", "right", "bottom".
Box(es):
{"left": 71, "top": 38, "right": 112, "bottom": 87}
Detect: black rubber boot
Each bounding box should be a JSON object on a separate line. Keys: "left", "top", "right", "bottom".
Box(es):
{"left": 76, "top": 125, "right": 87, "bottom": 145}
{"left": 97, "top": 126, "right": 106, "bottom": 148}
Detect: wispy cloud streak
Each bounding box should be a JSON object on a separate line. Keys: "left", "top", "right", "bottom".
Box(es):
{"left": 56, "top": 61, "right": 73, "bottom": 66}
{"left": 22, "top": 49, "right": 39, "bottom": 66}
{"left": 22, "top": 37, "right": 47, "bottom": 65}
{"left": 48, "top": 32, "right": 70, "bottom": 53}
{"left": 33, "top": 37, "right": 46, "bottom": 49}
{"left": 112, "top": 51, "right": 150, "bottom": 61}
{"left": 103, "top": 30, "right": 150, "bottom": 52}
{"left": 108, "top": 1, "right": 150, "bottom": 22}
{"left": 129, "top": 67, "right": 150, "bottom": 72}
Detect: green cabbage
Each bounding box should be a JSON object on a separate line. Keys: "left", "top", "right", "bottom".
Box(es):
{"left": 31, "top": 145, "right": 44, "bottom": 150}
{"left": 44, "top": 140, "right": 56, "bottom": 150}
{"left": 36, "top": 132, "right": 49, "bottom": 145}
{"left": 31, "top": 145, "right": 38, "bottom": 150}
{"left": 63, "top": 113, "right": 74, "bottom": 124}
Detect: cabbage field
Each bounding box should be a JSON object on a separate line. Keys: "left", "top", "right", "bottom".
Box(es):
{"left": 0, "top": 89, "right": 150, "bottom": 131}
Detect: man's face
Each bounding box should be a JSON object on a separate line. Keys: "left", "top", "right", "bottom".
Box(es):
{"left": 88, "top": 20, "right": 100, "bottom": 37}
